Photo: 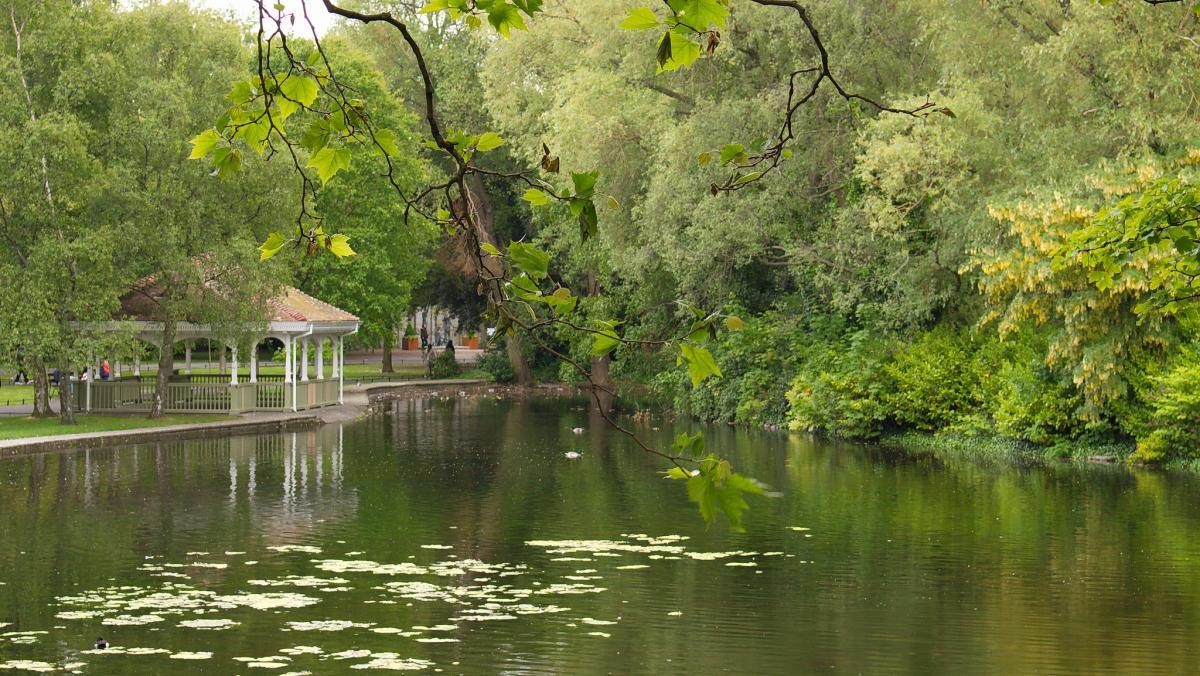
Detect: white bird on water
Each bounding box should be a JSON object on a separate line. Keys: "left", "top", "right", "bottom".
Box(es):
{"left": 564, "top": 452, "right": 581, "bottom": 460}
{"left": 571, "top": 427, "right": 584, "bottom": 434}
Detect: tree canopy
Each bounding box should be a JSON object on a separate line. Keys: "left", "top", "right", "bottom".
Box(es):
{"left": 3, "top": 0, "right": 1199, "bottom": 527}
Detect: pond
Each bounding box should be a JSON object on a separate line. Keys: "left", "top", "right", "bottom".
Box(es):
{"left": 2, "top": 391, "right": 1200, "bottom": 673}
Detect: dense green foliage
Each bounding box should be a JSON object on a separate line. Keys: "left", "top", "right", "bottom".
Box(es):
{"left": 9, "top": 0, "right": 1200, "bottom": 527}
{"left": 467, "top": 0, "right": 1200, "bottom": 463}
{"left": 477, "top": 345, "right": 517, "bottom": 383}
{"left": 429, "top": 347, "right": 460, "bottom": 379}
{"left": 0, "top": 1, "right": 431, "bottom": 421}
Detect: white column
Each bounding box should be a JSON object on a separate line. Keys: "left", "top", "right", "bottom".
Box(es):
{"left": 185, "top": 341, "right": 192, "bottom": 374}
{"left": 133, "top": 352, "right": 141, "bottom": 377}
{"left": 338, "top": 336, "right": 344, "bottom": 404}
{"left": 114, "top": 360, "right": 121, "bottom": 380}
{"left": 332, "top": 336, "right": 340, "bottom": 378}
{"left": 316, "top": 337, "right": 325, "bottom": 380}
{"left": 301, "top": 339, "right": 309, "bottom": 381}
{"left": 290, "top": 338, "right": 298, "bottom": 412}
{"left": 284, "top": 335, "right": 293, "bottom": 383}
{"left": 230, "top": 345, "right": 239, "bottom": 385}
{"left": 250, "top": 340, "right": 258, "bottom": 383}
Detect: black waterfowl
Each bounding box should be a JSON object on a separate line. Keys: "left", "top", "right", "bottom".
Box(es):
{"left": 94, "top": 637, "right": 108, "bottom": 650}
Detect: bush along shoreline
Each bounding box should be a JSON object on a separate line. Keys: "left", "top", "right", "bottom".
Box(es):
{"left": 645, "top": 312, "right": 1200, "bottom": 469}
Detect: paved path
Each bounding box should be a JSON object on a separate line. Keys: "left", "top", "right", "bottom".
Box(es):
{"left": 0, "top": 379, "right": 486, "bottom": 457}
{"left": 344, "top": 349, "right": 482, "bottom": 365}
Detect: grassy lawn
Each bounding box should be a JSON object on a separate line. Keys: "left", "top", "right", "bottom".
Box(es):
{"left": 0, "top": 384, "right": 59, "bottom": 406}
{"left": 0, "top": 414, "right": 235, "bottom": 441}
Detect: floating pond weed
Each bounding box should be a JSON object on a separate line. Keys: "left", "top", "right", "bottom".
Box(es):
{"left": 16, "top": 531, "right": 794, "bottom": 672}
{"left": 168, "top": 651, "right": 214, "bottom": 660}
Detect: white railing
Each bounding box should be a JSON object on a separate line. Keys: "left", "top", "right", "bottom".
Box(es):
{"left": 78, "top": 378, "right": 340, "bottom": 414}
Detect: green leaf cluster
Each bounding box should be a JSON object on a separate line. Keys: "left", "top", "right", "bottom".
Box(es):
{"left": 665, "top": 454, "right": 764, "bottom": 531}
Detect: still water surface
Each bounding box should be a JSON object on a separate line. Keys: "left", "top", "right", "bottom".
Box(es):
{"left": 2, "top": 392, "right": 1200, "bottom": 674}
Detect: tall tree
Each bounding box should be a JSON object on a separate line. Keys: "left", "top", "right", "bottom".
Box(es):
{"left": 81, "top": 2, "right": 294, "bottom": 417}
{"left": 295, "top": 37, "right": 436, "bottom": 372}
{"left": 0, "top": 0, "right": 126, "bottom": 422}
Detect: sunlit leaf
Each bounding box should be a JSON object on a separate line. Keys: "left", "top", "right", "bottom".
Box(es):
{"left": 679, "top": 343, "right": 722, "bottom": 387}
{"left": 306, "top": 146, "right": 352, "bottom": 184}
{"left": 684, "top": 463, "right": 764, "bottom": 531}
{"left": 258, "top": 232, "right": 288, "bottom": 260}
{"left": 420, "top": 0, "right": 451, "bottom": 12}
{"left": 240, "top": 119, "right": 270, "bottom": 155}
{"left": 475, "top": 132, "right": 504, "bottom": 151}
{"left": 375, "top": 128, "right": 401, "bottom": 157}
{"left": 279, "top": 74, "right": 319, "bottom": 107}
{"left": 511, "top": 0, "right": 544, "bottom": 15}
{"left": 656, "top": 30, "right": 702, "bottom": 72}
{"left": 484, "top": 2, "right": 527, "bottom": 37}
{"left": 225, "top": 80, "right": 255, "bottom": 105}
{"left": 212, "top": 146, "right": 242, "bottom": 178}
{"left": 509, "top": 241, "right": 550, "bottom": 280}
{"left": 188, "top": 129, "right": 223, "bottom": 160}
{"left": 720, "top": 143, "right": 746, "bottom": 166}
{"left": 327, "top": 234, "right": 355, "bottom": 257}
{"left": 619, "top": 6, "right": 660, "bottom": 30}
{"left": 523, "top": 188, "right": 550, "bottom": 206}
{"left": 300, "top": 119, "right": 331, "bottom": 153}
{"left": 667, "top": 0, "right": 728, "bottom": 30}
{"left": 593, "top": 329, "right": 620, "bottom": 356}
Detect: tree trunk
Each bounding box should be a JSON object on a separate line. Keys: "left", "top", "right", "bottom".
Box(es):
{"left": 149, "top": 320, "right": 176, "bottom": 418}
{"left": 58, "top": 358, "right": 75, "bottom": 425}
{"left": 381, "top": 333, "right": 395, "bottom": 373}
{"left": 590, "top": 354, "right": 614, "bottom": 415}
{"left": 506, "top": 333, "right": 532, "bottom": 386}
{"left": 31, "top": 355, "right": 52, "bottom": 417}
{"left": 454, "top": 174, "right": 535, "bottom": 385}
{"left": 583, "top": 273, "right": 611, "bottom": 412}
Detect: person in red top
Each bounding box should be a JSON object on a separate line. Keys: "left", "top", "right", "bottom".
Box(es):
{"left": 100, "top": 360, "right": 111, "bottom": 381}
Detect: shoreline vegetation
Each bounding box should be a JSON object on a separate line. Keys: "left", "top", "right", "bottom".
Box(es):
{"left": 6, "top": 379, "right": 1191, "bottom": 476}
{"left": 3, "top": 2, "right": 1199, "bottom": 478}
{"left": 880, "top": 431, "right": 1137, "bottom": 468}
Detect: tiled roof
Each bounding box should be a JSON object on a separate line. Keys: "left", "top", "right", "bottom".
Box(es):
{"left": 118, "top": 272, "right": 357, "bottom": 324}
{"left": 267, "top": 287, "right": 358, "bottom": 323}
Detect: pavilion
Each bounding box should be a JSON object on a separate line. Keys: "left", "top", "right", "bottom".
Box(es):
{"left": 79, "top": 279, "right": 359, "bottom": 414}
